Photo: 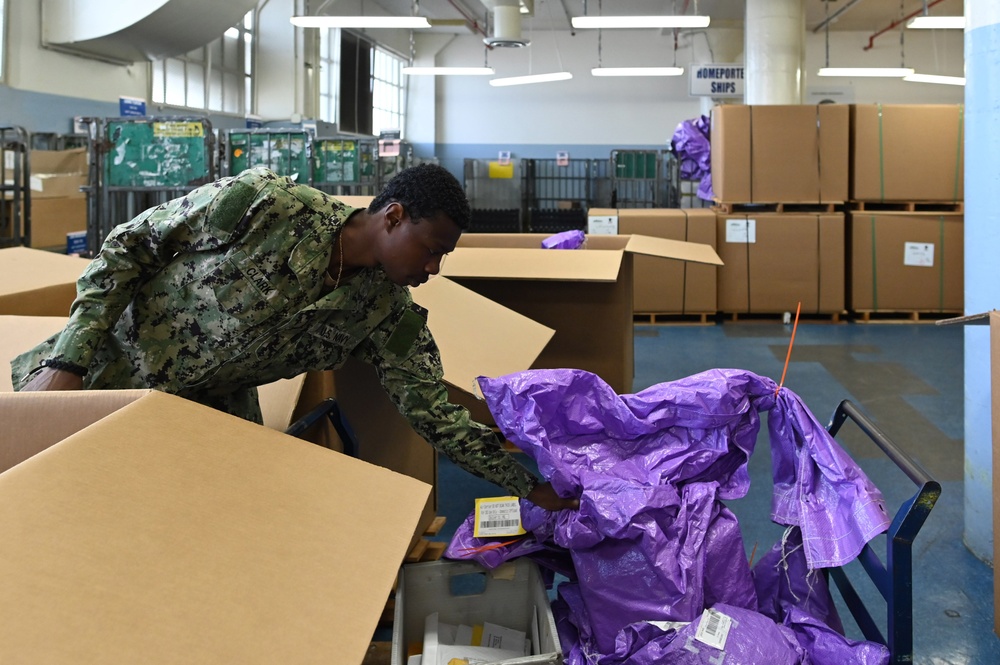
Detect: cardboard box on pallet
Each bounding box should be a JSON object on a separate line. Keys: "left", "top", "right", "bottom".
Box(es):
{"left": 5, "top": 148, "right": 89, "bottom": 250}
{"left": 716, "top": 212, "right": 846, "bottom": 314}
{"left": 0, "top": 389, "right": 429, "bottom": 664}
{"left": 847, "top": 211, "right": 963, "bottom": 312}
{"left": 711, "top": 104, "right": 849, "bottom": 204}
{"left": 850, "top": 104, "right": 964, "bottom": 202}
{"left": 0, "top": 274, "right": 554, "bottom": 548}
{"left": 440, "top": 233, "right": 723, "bottom": 424}
{"left": 589, "top": 208, "right": 718, "bottom": 315}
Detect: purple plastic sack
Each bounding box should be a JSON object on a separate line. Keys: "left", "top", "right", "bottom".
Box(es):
{"left": 671, "top": 115, "right": 715, "bottom": 201}
{"left": 541, "top": 229, "right": 586, "bottom": 250}
{"left": 446, "top": 367, "right": 891, "bottom": 664}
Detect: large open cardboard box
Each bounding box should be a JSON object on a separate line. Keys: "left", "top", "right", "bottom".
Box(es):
{"left": 438, "top": 233, "right": 722, "bottom": 423}
{"left": 589, "top": 208, "right": 718, "bottom": 315}
{"left": 1, "top": 275, "right": 555, "bottom": 545}
{"left": 936, "top": 312, "right": 1000, "bottom": 635}
{"left": 0, "top": 389, "right": 429, "bottom": 663}
{"left": 0, "top": 247, "right": 91, "bottom": 316}
{"left": 711, "top": 104, "right": 849, "bottom": 204}
{"left": 716, "top": 212, "right": 846, "bottom": 314}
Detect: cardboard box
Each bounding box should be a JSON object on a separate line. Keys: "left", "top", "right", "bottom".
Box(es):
{"left": 0, "top": 389, "right": 429, "bottom": 663}
{"left": 847, "top": 212, "right": 962, "bottom": 312}
{"left": 614, "top": 208, "right": 718, "bottom": 314}
{"left": 28, "top": 197, "right": 88, "bottom": 249}
{"left": 0, "top": 274, "right": 555, "bottom": 546}
{"left": 391, "top": 559, "right": 560, "bottom": 665}
{"left": 850, "top": 104, "right": 964, "bottom": 202}
{"left": 439, "top": 233, "right": 722, "bottom": 422}
{"left": 711, "top": 104, "right": 849, "bottom": 203}
{"left": 716, "top": 213, "right": 846, "bottom": 314}
{"left": 935, "top": 311, "right": 1000, "bottom": 635}
{"left": 0, "top": 247, "right": 91, "bottom": 316}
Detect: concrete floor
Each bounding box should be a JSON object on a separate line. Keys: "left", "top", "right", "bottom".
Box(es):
{"left": 431, "top": 321, "right": 1000, "bottom": 664}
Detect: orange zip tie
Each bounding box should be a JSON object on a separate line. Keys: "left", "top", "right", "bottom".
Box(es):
{"left": 456, "top": 537, "right": 525, "bottom": 554}
{"left": 775, "top": 301, "right": 802, "bottom": 397}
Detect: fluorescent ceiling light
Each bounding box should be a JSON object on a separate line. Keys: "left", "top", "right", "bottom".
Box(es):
{"left": 817, "top": 67, "right": 914, "bottom": 77}
{"left": 591, "top": 67, "right": 684, "bottom": 77}
{"left": 403, "top": 67, "right": 495, "bottom": 76}
{"left": 489, "top": 72, "right": 573, "bottom": 87}
{"left": 906, "top": 16, "right": 965, "bottom": 29}
{"left": 904, "top": 72, "right": 966, "bottom": 86}
{"left": 290, "top": 16, "right": 431, "bottom": 29}
{"left": 572, "top": 16, "right": 710, "bottom": 29}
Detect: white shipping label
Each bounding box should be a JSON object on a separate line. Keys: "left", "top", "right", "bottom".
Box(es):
{"left": 726, "top": 219, "right": 756, "bottom": 243}
{"left": 4, "top": 151, "right": 13, "bottom": 170}
{"left": 473, "top": 497, "right": 525, "bottom": 538}
{"left": 694, "top": 608, "right": 733, "bottom": 651}
{"left": 903, "top": 242, "right": 935, "bottom": 267}
{"left": 588, "top": 215, "right": 618, "bottom": 235}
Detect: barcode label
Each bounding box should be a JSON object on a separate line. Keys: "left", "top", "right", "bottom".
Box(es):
{"left": 473, "top": 497, "right": 525, "bottom": 538}
{"left": 694, "top": 608, "right": 732, "bottom": 651}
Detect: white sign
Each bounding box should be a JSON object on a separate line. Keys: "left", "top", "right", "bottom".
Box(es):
{"left": 556, "top": 150, "right": 570, "bottom": 166}
{"left": 588, "top": 215, "right": 618, "bottom": 235}
{"left": 726, "top": 218, "right": 756, "bottom": 243}
{"left": 498, "top": 150, "right": 512, "bottom": 166}
{"left": 690, "top": 63, "right": 745, "bottom": 97}
{"left": 904, "top": 242, "right": 935, "bottom": 267}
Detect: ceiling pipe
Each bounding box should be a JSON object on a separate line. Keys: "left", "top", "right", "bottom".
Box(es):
{"left": 444, "top": 0, "right": 489, "bottom": 39}
{"left": 862, "top": 0, "right": 947, "bottom": 51}
{"left": 811, "top": 0, "right": 866, "bottom": 34}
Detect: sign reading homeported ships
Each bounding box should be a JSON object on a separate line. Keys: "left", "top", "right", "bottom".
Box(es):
{"left": 690, "top": 64, "right": 745, "bottom": 98}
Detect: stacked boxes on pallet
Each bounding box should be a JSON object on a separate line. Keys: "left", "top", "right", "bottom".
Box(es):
{"left": 710, "top": 104, "right": 849, "bottom": 315}
{"left": 847, "top": 104, "right": 965, "bottom": 317}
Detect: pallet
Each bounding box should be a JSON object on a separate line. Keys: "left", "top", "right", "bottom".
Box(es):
{"left": 722, "top": 311, "right": 845, "bottom": 324}
{"left": 713, "top": 201, "right": 841, "bottom": 214}
{"left": 851, "top": 310, "right": 961, "bottom": 324}
{"left": 847, "top": 200, "right": 964, "bottom": 213}
{"left": 633, "top": 312, "right": 716, "bottom": 325}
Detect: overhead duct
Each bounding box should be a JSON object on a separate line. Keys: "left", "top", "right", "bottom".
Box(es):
{"left": 42, "top": 0, "right": 258, "bottom": 64}
{"left": 481, "top": 0, "right": 529, "bottom": 48}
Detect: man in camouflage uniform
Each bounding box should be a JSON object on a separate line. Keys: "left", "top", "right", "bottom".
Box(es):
{"left": 13, "top": 164, "right": 575, "bottom": 511}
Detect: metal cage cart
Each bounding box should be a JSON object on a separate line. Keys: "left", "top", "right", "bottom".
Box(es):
{"left": 376, "top": 139, "right": 416, "bottom": 190}
{"left": 311, "top": 137, "right": 378, "bottom": 197}
{"left": 464, "top": 158, "right": 523, "bottom": 233}
{"left": 609, "top": 149, "right": 680, "bottom": 209}
{"left": 522, "top": 158, "right": 596, "bottom": 233}
{"left": 83, "top": 116, "right": 217, "bottom": 257}
{"left": 0, "top": 126, "right": 31, "bottom": 248}
{"left": 825, "top": 400, "right": 940, "bottom": 664}
{"left": 30, "top": 132, "right": 89, "bottom": 151}
{"left": 223, "top": 128, "right": 311, "bottom": 182}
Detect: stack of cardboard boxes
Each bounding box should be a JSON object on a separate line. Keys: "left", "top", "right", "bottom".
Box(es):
{"left": 710, "top": 103, "right": 964, "bottom": 318}
{"left": 710, "top": 104, "right": 849, "bottom": 316}
{"left": 847, "top": 104, "right": 964, "bottom": 314}
{"left": 2, "top": 148, "right": 89, "bottom": 251}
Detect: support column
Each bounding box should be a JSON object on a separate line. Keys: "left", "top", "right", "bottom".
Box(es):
{"left": 963, "top": 1, "right": 1000, "bottom": 567}
{"left": 744, "top": 0, "right": 804, "bottom": 104}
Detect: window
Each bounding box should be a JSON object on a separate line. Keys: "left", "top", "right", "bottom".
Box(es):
{"left": 0, "top": 0, "right": 6, "bottom": 82}
{"left": 151, "top": 11, "right": 254, "bottom": 114}
{"left": 317, "top": 29, "right": 406, "bottom": 136}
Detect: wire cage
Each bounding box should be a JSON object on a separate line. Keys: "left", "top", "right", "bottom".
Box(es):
{"left": 82, "top": 116, "right": 217, "bottom": 256}
{"left": 222, "top": 128, "right": 311, "bottom": 182}
{"left": 609, "top": 149, "right": 680, "bottom": 209}
{"left": 0, "top": 126, "right": 31, "bottom": 248}
{"left": 464, "top": 158, "right": 523, "bottom": 233}
{"left": 29, "top": 132, "right": 89, "bottom": 151}
{"left": 312, "top": 137, "right": 378, "bottom": 196}
{"left": 522, "top": 158, "right": 601, "bottom": 232}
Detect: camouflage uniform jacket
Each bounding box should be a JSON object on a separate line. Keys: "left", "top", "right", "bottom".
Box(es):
{"left": 11, "top": 167, "right": 538, "bottom": 498}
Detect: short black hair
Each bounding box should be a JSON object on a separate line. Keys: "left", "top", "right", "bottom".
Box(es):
{"left": 369, "top": 163, "right": 471, "bottom": 230}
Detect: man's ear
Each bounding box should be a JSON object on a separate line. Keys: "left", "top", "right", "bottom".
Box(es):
{"left": 384, "top": 201, "right": 406, "bottom": 229}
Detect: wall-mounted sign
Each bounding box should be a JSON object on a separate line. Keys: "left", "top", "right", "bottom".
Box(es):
{"left": 689, "top": 64, "right": 745, "bottom": 98}
{"left": 498, "top": 150, "right": 511, "bottom": 166}
{"left": 556, "top": 150, "right": 569, "bottom": 166}
{"left": 119, "top": 96, "right": 147, "bottom": 117}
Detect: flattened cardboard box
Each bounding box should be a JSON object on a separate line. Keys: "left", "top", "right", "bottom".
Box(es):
{"left": 711, "top": 104, "right": 849, "bottom": 204}
{"left": 441, "top": 233, "right": 722, "bottom": 424}
{"left": 0, "top": 391, "right": 429, "bottom": 664}
{"left": 851, "top": 104, "right": 964, "bottom": 202}
{"left": 716, "top": 213, "right": 845, "bottom": 314}
{"left": 0, "top": 247, "right": 91, "bottom": 316}
{"left": 847, "top": 212, "right": 962, "bottom": 312}
{"left": 936, "top": 312, "right": 1000, "bottom": 636}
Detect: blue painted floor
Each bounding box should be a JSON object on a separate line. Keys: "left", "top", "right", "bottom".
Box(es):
{"left": 431, "top": 321, "right": 999, "bottom": 664}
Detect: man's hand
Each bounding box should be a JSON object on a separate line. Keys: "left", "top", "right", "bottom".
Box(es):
{"left": 526, "top": 482, "right": 579, "bottom": 511}
{"left": 20, "top": 368, "right": 84, "bottom": 392}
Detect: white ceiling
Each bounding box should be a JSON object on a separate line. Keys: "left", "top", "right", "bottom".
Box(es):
{"left": 354, "top": 0, "right": 964, "bottom": 36}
